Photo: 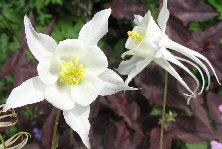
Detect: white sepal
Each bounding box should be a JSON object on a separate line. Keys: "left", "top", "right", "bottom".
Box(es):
{"left": 4, "top": 77, "right": 46, "bottom": 112}
{"left": 24, "top": 16, "right": 57, "bottom": 61}
{"left": 78, "top": 8, "right": 111, "bottom": 46}
{"left": 117, "top": 56, "right": 142, "bottom": 75}
{"left": 63, "top": 105, "right": 90, "bottom": 148}
{"left": 158, "top": 0, "right": 170, "bottom": 33}
{"left": 125, "top": 57, "right": 153, "bottom": 85}
{"left": 99, "top": 69, "right": 137, "bottom": 96}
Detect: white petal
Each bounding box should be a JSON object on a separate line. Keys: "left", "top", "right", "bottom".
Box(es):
{"left": 162, "top": 49, "right": 199, "bottom": 94}
{"left": 82, "top": 45, "right": 108, "bottom": 76}
{"left": 37, "top": 54, "right": 60, "bottom": 85}
{"left": 125, "top": 26, "right": 147, "bottom": 51}
{"left": 125, "top": 31, "right": 161, "bottom": 59}
{"left": 71, "top": 74, "right": 104, "bottom": 106}
{"left": 134, "top": 15, "right": 143, "bottom": 25}
{"left": 56, "top": 39, "right": 108, "bottom": 76}
{"left": 125, "top": 57, "right": 153, "bottom": 85}
{"left": 78, "top": 8, "right": 111, "bottom": 46}
{"left": 117, "top": 56, "right": 142, "bottom": 75}
{"left": 125, "top": 37, "right": 139, "bottom": 51}
{"left": 24, "top": 16, "right": 57, "bottom": 61}
{"left": 63, "top": 104, "right": 90, "bottom": 148}
{"left": 44, "top": 83, "right": 75, "bottom": 110}
{"left": 175, "top": 56, "right": 205, "bottom": 94}
{"left": 56, "top": 39, "right": 84, "bottom": 62}
{"left": 158, "top": 0, "right": 170, "bottom": 33}
{"left": 154, "top": 58, "right": 195, "bottom": 97}
{"left": 99, "top": 69, "right": 137, "bottom": 96}
{"left": 3, "top": 77, "right": 46, "bottom": 112}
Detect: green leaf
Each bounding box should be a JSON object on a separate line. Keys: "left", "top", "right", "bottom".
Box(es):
{"left": 150, "top": 106, "right": 162, "bottom": 116}
{"left": 23, "top": 109, "right": 35, "bottom": 120}
{"left": 52, "top": 20, "right": 83, "bottom": 41}
{"left": 5, "top": 126, "right": 19, "bottom": 138}
{"left": 109, "top": 39, "right": 125, "bottom": 62}
{"left": 188, "top": 19, "right": 217, "bottom": 31}
{"left": 208, "top": 0, "right": 222, "bottom": 19}
{"left": 185, "top": 142, "right": 209, "bottom": 149}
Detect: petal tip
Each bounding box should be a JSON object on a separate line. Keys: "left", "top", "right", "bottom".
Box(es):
{"left": 24, "top": 15, "right": 30, "bottom": 24}
{"left": 24, "top": 15, "right": 31, "bottom": 30}
{"left": 3, "top": 105, "right": 9, "bottom": 112}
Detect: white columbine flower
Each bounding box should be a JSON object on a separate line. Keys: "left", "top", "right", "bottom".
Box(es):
{"left": 3, "top": 8, "right": 135, "bottom": 148}
{"left": 117, "top": 0, "right": 221, "bottom": 103}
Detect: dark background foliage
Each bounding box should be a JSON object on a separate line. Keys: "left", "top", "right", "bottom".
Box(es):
{"left": 0, "top": 0, "right": 222, "bottom": 148}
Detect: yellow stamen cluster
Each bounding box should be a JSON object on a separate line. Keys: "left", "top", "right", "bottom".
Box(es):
{"left": 128, "top": 31, "right": 144, "bottom": 44}
{"left": 58, "top": 58, "right": 85, "bottom": 85}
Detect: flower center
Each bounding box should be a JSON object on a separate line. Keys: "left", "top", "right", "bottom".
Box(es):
{"left": 128, "top": 31, "right": 144, "bottom": 44}
{"left": 57, "top": 58, "right": 85, "bottom": 85}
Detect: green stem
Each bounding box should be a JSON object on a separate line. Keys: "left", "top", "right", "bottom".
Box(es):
{"left": 160, "top": 71, "right": 168, "bottom": 149}
{"left": 51, "top": 110, "right": 61, "bottom": 149}
{"left": 0, "top": 134, "right": 6, "bottom": 149}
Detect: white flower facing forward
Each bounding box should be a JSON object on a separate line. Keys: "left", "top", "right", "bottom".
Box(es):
{"left": 117, "top": 0, "right": 221, "bottom": 103}
{"left": 3, "top": 8, "right": 136, "bottom": 148}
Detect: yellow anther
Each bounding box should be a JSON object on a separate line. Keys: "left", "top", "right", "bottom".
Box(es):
{"left": 57, "top": 58, "right": 85, "bottom": 85}
{"left": 127, "top": 31, "right": 144, "bottom": 44}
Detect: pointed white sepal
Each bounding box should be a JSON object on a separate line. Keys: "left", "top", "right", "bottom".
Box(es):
{"left": 24, "top": 15, "right": 57, "bottom": 61}
{"left": 125, "top": 57, "right": 153, "bottom": 85}
{"left": 99, "top": 69, "right": 137, "bottom": 96}
{"left": 4, "top": 77, "right": 46, "bottom": 112}
{"left": 158, "top": 0, "right": 170, "bottom": 33}
{"left": 63, "top": 105, "right": 90, "bottom": 148}
{"left": 78, "top": 8, "right": 111, "bottom": 46}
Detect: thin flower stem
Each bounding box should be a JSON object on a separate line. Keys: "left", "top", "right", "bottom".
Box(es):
{"left": 51, "top": 110, "right": 61, "bottom": 149}
{"left": 0, "top": 134, "right": 6, "bottom": 149}
{"left": 160, "top": 71, "right": 168, "bottom": 149}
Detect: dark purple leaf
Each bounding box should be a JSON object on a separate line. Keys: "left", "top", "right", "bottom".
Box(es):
{"left": 168, "top": 0, "right": 218, "bottom": 26}
{"left": 150, "top": 127, "right": 173, "bottom": 149}
{"left": 43, "top": 18, "right": 56, "bottom": 35}
{"left": 166, "top": 16, "right": 192, "bottom": 47}
{"left": 134, "top": 65, "right": 188, "bottom": 110}
{"left": 207, "top": 92, "right": 222, "bottom": 130}
{"left": 110, "top": 0, "right": 148, "bottom": 20}
{"left": 172, "top": 115, "right": 222, "bottom": 143}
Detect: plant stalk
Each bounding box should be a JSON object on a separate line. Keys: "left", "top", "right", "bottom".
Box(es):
{"left": 51, "top": 110, "right": 61, "bottom": 149}
{"left": 160, "top": 71, "right": 168, "bottom": 149}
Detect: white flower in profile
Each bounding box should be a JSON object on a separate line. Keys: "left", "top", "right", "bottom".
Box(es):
{"left": 3, "top": 8, "right": 135, "bottom": 148}
{"left": 117, "top": 0, "right": 221, "bottom": 103}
